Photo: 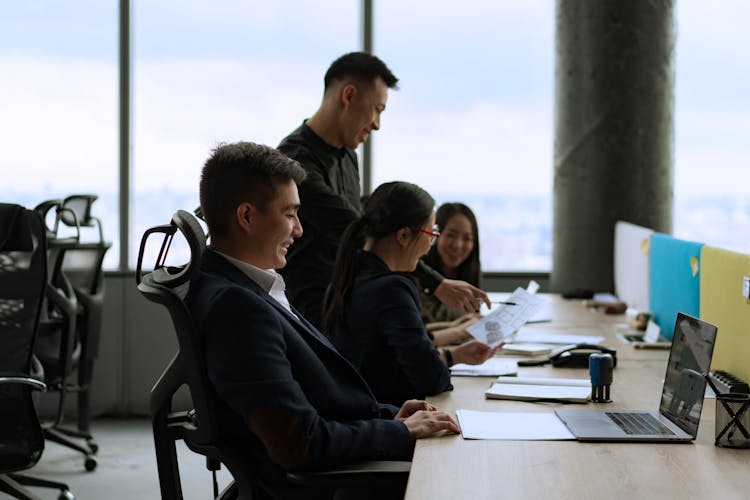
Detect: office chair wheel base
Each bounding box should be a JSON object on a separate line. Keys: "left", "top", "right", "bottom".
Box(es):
{"left": 87, "top": 440, "right": 99, "bottom": 454}
{"left": 84, "top": 456, "right": 97, "bottom": 471}
{"left": 58, "top": 490, "right": 76, "bottom": 500}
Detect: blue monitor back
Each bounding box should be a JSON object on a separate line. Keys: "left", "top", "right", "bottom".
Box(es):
{"left": 649, "top": 233, "right": 703, "bottom": 340}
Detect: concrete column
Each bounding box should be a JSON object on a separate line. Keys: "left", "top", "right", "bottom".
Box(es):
{"left": 551, "top": 0, "right": 675, "bottom": 294}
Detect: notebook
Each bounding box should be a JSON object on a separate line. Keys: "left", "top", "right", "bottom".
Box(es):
{"left": 485, "top": 376, "right": 590, "bottom": 403}
{"left": 501, "top": 343, "right": 553, "bottom": 356}
{"left": 555, "top": 313, "right": 717, "bottom": 442}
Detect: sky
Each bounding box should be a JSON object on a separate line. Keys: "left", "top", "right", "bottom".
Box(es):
{"left": 1, "top": 1, "right": 748, "bottom": 201}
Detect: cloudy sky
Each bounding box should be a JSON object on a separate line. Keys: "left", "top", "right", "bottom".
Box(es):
{"left": 1, "top": 1, "right": 749, "bottom": 268}
{"left": 2, "top": 1, "right": 748, "bottom": 196}
{"left": 0, "top": 0, "right": 750, "bottom": 194}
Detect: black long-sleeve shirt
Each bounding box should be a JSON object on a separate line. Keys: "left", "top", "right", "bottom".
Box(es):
{"left": 278, "top": 121, "right": 442, "bottom": 330}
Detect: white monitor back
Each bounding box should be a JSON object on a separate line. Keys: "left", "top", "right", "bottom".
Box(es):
{"left": 614, "top": 220, "right": 653, "bottom": 312}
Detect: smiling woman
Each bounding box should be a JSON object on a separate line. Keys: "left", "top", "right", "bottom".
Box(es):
{"left": 419, "top": 202, "right": 481, "bottom": 325}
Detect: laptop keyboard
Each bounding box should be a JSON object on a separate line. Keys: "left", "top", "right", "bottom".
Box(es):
{"left": 606, "top": 412, "right": 675, "bottom": 435}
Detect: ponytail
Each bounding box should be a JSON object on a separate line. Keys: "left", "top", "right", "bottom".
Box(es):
{"left": 322, "top": 216, "right": 367, "bottom": 333}
{"left": 323, "top": 181, "right": 435, "bottom": 334}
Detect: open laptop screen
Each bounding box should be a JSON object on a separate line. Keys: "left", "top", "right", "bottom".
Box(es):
{"left": 659, "top": 312, "right": 718, "bottom": 436}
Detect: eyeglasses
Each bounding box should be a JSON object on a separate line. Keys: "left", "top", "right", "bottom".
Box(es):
{"left": 416, "top": 225, "right": 440, "bottom": 245}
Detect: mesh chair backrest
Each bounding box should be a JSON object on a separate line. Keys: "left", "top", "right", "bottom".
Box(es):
{"left": 137, "top": 210, "right": 217, "bottom": 444}
{"left": 0, "top": 204, "right": 47, "bottom": 372}
{"left": 61, "top": 243, "right": 111, "bottom": 296}
{"left": 33, "top": 199, "right": 63, "bottom": 239}
{"left": 0, "top": 204, "right": 47, "bottom": 468}
{"left": 60, "top": 194, "right": 98, "bottom": 228}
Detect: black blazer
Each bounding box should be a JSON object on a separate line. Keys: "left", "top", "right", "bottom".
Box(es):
{"left": 186, "top": 249, "right": 412, "bottom": 500}
{"left": 331, "top": 251, "right": 453, "bottom": 407}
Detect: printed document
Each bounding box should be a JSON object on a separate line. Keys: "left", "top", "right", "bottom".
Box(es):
{"left": 468, "top": 287, "right": 545, "bottom": 347}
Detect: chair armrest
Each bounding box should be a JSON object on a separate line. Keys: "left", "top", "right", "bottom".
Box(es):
{"left": 0, "top": 376, "right": 47, "bottom": 391}
{"left": 286, "top": 460, "right": 411, "bottom": 488}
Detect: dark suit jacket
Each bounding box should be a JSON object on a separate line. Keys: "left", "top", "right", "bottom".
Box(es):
{"left": 186, "top": 249, "right": 413, "bottom": 500}
{"left": 331, "top": 251, "right": 453, "bottom": 407}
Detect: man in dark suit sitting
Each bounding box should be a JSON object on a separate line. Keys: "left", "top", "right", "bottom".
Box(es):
{"left": 188, "top": 141, "right": 459, "bottom": 499}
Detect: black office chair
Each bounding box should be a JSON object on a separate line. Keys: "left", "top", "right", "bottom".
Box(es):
{"left": 33, "top": 199, "right": 67, "bottom": 241}
{"left": 0, "top": 203, "right": 74, "bottom": 500}
{"left": 136, "top": 210, "right": 409, "bottom": 500}
{"left": 33, "top": 195, "right": 110, "bottom": 471}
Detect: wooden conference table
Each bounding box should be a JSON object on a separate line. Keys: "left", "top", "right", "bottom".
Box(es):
{"left": 404, "top": 295, "right": 749, "bottom": 500}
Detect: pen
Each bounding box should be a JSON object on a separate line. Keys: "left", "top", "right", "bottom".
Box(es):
{"left": 492, "top": 301, "right": 517, "bottom": 306}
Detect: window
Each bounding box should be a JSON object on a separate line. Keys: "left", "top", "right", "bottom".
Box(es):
{"left": 674, "top": 1, "right": 750, "bottom": 252}
{"left": 9, "top": 3, "right": 738, "bottom": 272}
{"left": 373, "top": 2, "right": 554, "bottom": 271}
{"left": 0, "top": 1, "right": 118, "bottom": 268}
{"left": 132, "top": 0, "right": 358, "bottom": 266}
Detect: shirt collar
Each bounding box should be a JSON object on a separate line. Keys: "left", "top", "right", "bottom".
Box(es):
{"left": 215, "top": 251, "right": 280, "bottom": 293}
{"left": 301, "top": 120, "right": 349, "bottom": 156}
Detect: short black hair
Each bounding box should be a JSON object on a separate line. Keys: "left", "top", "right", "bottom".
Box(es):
{"left": 199, "top": 142, "right": 306, "bottom": 239}
{"left": 323, "top": 52, "right": 399, "bottom": 91}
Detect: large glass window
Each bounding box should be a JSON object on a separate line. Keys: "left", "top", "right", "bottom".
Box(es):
{"left": 0, "top": 1, "right": 118, "bottom": 268}
{"left": 373, "top": 2, "right": 555, "bottom": 271}
{"left": 674, "top": 1, "right": 750, "bottom": 252}
{"left": 10, "top": 3, "right": 742, "bottom": 273}
{"left": 132, "top": 0, "right": 358, "bottom": 266}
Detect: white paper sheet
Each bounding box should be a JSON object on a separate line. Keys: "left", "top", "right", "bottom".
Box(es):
{"left": 457, "top": 409, "right": 576, "bottom": 440}
{"left": 482, "top": 290, "right": 552, "bottom": 323}
{"left": 450, "top": 358, "right": 518, "bottom": 377}
{"left": 468, "top": 287, "right": 545, "bottom": 347}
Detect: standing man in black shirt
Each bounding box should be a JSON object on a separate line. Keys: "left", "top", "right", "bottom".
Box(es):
{"left": 278, "top": 52, "right": 490, "bottom": 330}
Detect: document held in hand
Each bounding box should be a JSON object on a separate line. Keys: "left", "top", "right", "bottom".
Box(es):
{"left": 468, "top": 286, "right": 545, "bottom": 347}
{"left": 484, "top": 376, "right": 591, "bottom": 403}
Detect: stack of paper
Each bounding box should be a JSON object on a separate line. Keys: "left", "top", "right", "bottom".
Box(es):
{"left": 501, "top": 343, "right": 553, "bottom": 356}
{"left": 450, "top": 358, "right": 518, "bottom": 377}
{"left": 484, "top": 376, "right": 591, "bottom": 403}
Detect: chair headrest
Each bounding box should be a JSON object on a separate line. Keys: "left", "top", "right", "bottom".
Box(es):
{"left": 33, "top": 199, "right": 63, "bottom": 220}
{"left": 135, "top": 209, "right": 207, "bottom": 289}
{"left": 60, "top": 194, "right": 99, "bottom": 228}
{"left": 0, "top": 203, "right": 25, "bottom": 250}
{"left": 0, "top": 204, "right": 44, "bottom": 253}
{"left": 174, "top": 209, "right": 207, "bottom": 259}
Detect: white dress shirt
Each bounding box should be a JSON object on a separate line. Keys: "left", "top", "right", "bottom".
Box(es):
{"left": 217, "top": 251, "right": 299, "bottom": 320}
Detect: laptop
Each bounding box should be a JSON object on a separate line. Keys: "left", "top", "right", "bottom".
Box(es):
{"left": 555, "top": 312, "right": 717, "bottom": 442}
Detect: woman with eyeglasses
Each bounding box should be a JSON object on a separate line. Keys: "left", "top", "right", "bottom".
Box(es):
{"left": 323, "top": 181, "right": 498, "bottom": 406}
{"left": 419, "top": 203, "right": 483, "bottom": 347}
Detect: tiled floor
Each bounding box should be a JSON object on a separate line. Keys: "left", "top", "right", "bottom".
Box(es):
{"left": 18, "top": 418, "right": 233, "bottom": 500}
